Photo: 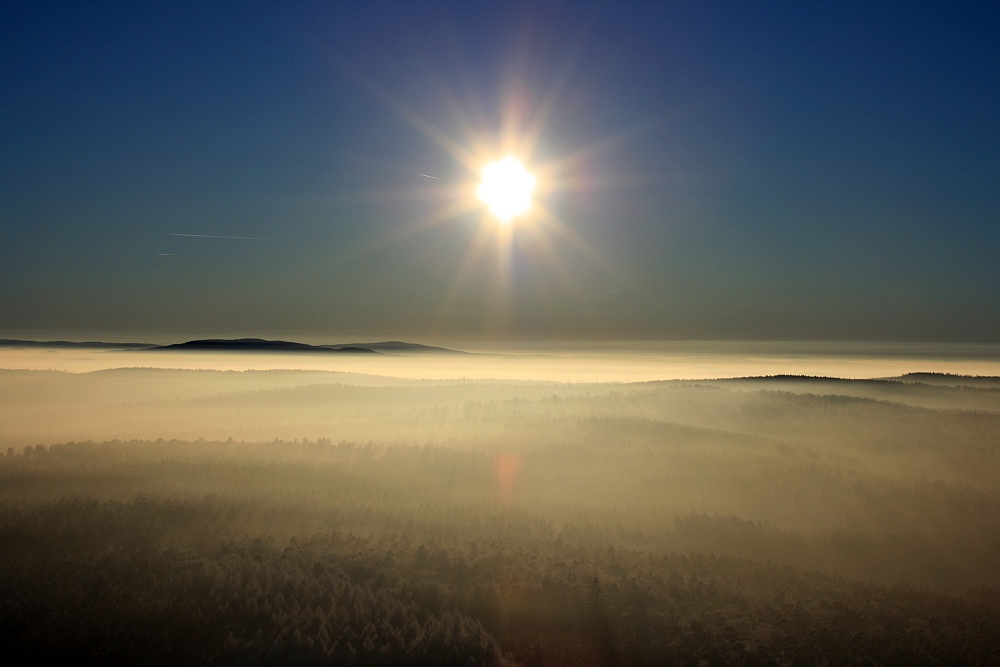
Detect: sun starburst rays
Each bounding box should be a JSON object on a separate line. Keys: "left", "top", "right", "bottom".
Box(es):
{"left": 342, "top": 69, "right": 636, "bottom": 334}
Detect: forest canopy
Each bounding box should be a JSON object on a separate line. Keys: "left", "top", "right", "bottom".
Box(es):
{"left": 2, "top": 369, "right": 999, "bottom": 665}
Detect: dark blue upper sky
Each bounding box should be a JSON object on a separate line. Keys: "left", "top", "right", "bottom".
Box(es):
{"left": 2, "top": 1, "right": 998, "bottom": 341}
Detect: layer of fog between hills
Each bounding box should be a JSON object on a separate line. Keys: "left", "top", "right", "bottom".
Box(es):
{"left": 2, "top": 368, "right": 999, "bottom": 593}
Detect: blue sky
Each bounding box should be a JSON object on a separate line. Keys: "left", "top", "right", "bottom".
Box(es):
{"left": 2, "top": 1, "right": 998, "bottom": 341}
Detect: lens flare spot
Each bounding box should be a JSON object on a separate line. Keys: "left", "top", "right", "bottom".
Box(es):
{"left": 477, "top": 157, "right": 536, "bottom": 223}
{"left": 492, "top": 453, "right": 522, "bottom": 502}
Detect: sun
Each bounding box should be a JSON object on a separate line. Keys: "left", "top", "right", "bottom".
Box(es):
{"left": 352, "top": 72, "right": 621, "bottom": 326}
{"left": 476, "top": 156, "right": 537, "bottom": 224}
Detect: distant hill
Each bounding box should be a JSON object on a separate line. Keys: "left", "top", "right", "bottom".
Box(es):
{"left": 0, "top": 339, "right": 156, "bottom": 350}
{"left": 701, "top": 373, "right": 1000, "bottom": 389}
{"left": 1, "top": 337, "right": 467, "bottom": 355}
{"left": 153, "top": 339, "right": 376, "bottom": 353}
{"left": 322, "top": 341, "right": 466, "bottom": 354}
{"left": 887, "top": 372, "right": 1000, "bottom": 388}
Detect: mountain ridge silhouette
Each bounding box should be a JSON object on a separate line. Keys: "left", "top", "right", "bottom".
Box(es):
{"left": 1, "top": 338, "right": 465, "bottom": 354}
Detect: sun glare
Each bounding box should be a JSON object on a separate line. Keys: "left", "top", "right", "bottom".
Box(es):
{"left": 477, "top": 156, "right": 537, "bottom": 223}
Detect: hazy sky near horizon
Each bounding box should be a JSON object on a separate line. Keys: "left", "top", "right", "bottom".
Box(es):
{"left": 2, "top": 1, "right": 998, "bottom": 342}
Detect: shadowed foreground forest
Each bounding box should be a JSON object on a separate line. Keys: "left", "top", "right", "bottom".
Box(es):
{"left": 2, "top": 367, "right": 1000, "bottom": 665}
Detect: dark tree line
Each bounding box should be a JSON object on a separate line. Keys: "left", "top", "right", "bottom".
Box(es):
{"left": 2, "top": 496, "right": 999, "bottom": 666}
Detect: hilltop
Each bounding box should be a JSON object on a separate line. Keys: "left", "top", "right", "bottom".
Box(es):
{"left": 1, "top": 338, "right": 465, "bottom": 355}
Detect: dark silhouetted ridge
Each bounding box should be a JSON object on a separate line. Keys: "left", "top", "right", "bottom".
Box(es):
{"left": 889, "top": 372, "right": 1000, "bottom": 387}
{"left": 1, "top": 337, "right": 467, "bottom": 354}
{"left": 154, "top": 338, "right": 377, "bottom": 353}
{"left": 322, "top": 341, "right": 466, "bottom": 354}
{"left": 0, "top": 339, "right": 157, "bottom": 350}
{"left": 898, "top": 372, "right": 1000, "bottom": 381}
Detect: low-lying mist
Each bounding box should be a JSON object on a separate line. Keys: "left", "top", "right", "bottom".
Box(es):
{"left": 2, "top": 346, "right": 1000, "bottom": 664}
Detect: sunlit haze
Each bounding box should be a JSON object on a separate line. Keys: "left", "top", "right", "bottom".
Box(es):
{"left": 2, "top": 3, "right": 999, "bottom": 664}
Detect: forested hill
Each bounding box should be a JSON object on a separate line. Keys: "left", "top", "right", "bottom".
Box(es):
{"left": 3, "top": 442, "right": 1000, "bottom": 666}
{"left": 3, "top": 369, "right": 1000, "bottom": 664}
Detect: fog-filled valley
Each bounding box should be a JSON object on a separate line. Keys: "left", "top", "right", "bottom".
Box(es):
{"left": 2, "top": 361, "right": 1000, "bottom": 665}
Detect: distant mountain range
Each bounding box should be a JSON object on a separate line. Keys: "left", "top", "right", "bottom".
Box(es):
{"left": 0, "top": 338, "right": 465, "bottom": 355}
{"left": 0, "top": 339, "right": 157, "bottom": 349}
{"left": 154, "top": 339, "right": 376, "bottom": 353}
{"left": 328, "top": 341, "right": 465, "bottom": 354}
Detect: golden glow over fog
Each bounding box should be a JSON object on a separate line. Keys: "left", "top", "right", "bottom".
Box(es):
{"left": 3, "top": 345, "right": 1000, "bottom": 383}
{"left": 476, "top": 156, "right": 537, "bottom": 223}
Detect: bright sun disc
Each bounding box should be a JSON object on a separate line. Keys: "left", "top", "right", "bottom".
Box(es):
{"left": 477, "top": 156, "right": 537, "bottom": 223}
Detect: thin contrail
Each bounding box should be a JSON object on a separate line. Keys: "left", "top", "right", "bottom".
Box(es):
{"left": 419, "top": 173, "right": 441, "bottom": 180}
{"left": 169, "top": 233, "right": 280, "bottom": 241}
{"left": 0, "top": 94, "right": 66, "bottom": 114}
